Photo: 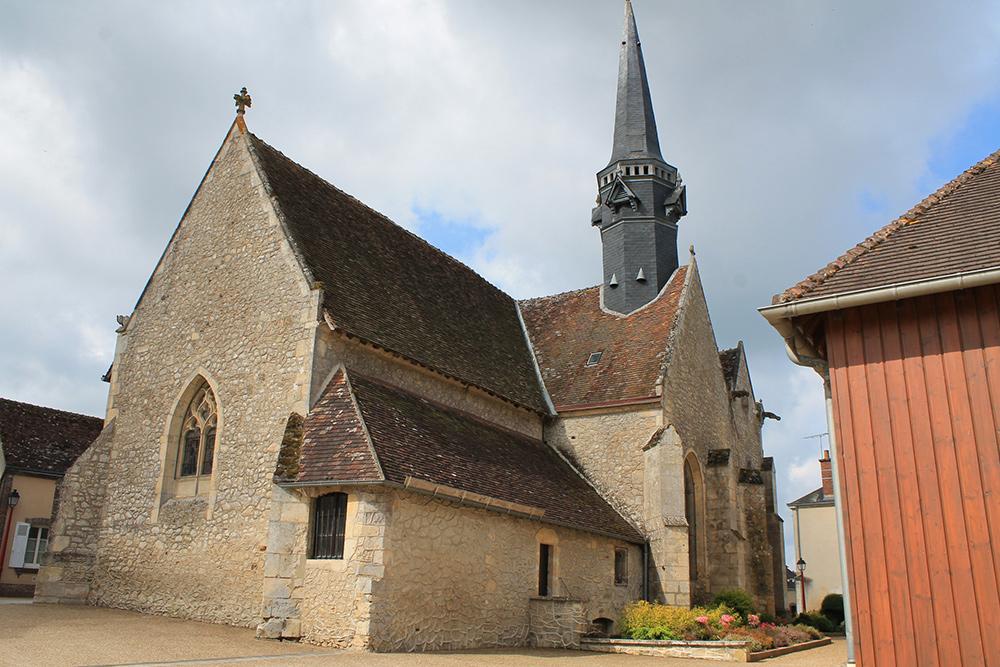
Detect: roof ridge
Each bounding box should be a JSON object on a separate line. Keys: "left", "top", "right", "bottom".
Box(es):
{"left": 519, "top": 284, "right": 600, "bottom": 304}
{"left": 778, "top": 145, "right": 1000, "bottom": 303}
{"left": 347, "top": 368, "right": 543, "bottom": 444}
{"left": 0, "top": 397, "right": 101, "bottom": 423}
{"left": 247, "top": 133, "right": 514, "bottom": 304}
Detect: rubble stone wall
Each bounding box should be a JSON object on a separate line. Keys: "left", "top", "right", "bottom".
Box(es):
{"left": 372, "top": 490, "right": 642, "bottom": 651}
{"left": 52, "top": 127, "right": 319, "bottom": 626}
{"left": 34, "top": 422, "right": 114, "bottom": 604}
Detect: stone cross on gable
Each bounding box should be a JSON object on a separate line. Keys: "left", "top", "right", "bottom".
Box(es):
{"left": 234, "top": 87, "right": 252, "bottom": 115}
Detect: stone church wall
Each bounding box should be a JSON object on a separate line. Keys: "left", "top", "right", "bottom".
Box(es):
{"left": 543, "top": 406, "right": 659, "bottom": 529}
{"left": 56, "top": 128, "right": 320, "bottom": 626}
{"left": 257, "top": 485, "right": 391, "bottom": 647}
{"left": 35, "top": 422, "right": 115, "bottom": 604}
{"left": 255, "top": 486, "right": 641, "bottom": 650}
{"left": 372, "top": 490, "right": 642, "bottom": 651}
{"left": 661, "top": 264, "right": 773, "bottom": 606}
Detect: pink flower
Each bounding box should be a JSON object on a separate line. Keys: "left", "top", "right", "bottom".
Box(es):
{"left": 748, "top": 614, "right": 760, "bottom": 628}
{"left": 720, "top": 614, "right": 735, "bottom": 627}
{"left": 696, "top": 615, "right": 709, "bottom": 625}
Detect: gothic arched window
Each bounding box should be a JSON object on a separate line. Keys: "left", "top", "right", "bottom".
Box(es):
{"left": 177, "top": 383, "right": 217, "bottom": 479}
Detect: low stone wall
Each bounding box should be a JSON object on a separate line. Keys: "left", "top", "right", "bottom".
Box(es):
{"left": 581, "top": 637, "right": 750, "bottom": 662}
{"left": 582, "top": 636, "right": 833, "bottom": 662}
{"left": 34, "top": 422, "right": 114, "bottom": 605}
{"left": 528, "top": 598, "right": 585, "bottom": 649}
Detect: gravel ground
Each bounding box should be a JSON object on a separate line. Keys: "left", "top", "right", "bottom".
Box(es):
{"left": 0, "top": 599, "right": 847, "bottom": 666}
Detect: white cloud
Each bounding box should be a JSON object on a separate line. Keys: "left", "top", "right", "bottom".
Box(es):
{"left": 2, "top": 0, "right": 1000, "bottom": 561}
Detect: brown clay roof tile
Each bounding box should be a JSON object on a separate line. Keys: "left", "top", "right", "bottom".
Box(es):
{"left": 276, "top": 369, "right": 642, "bottom": 542}
{"left": 519, "top": 267, "right": 687, "bottom": 410}
{"left": 246, "top": 135, "right": 547, "bottom": 413}
{"left": 274, "top": 370, "right": 382, "bottom": 484}
{"left": 0, "top": 398, "right": 102, "bottom": 476}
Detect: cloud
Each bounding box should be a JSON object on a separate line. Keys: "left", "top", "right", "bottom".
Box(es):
{"left": 2, "top": 0, "right": 1000, "bottom": 564}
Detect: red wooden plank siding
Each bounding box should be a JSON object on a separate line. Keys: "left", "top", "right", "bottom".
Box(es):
{"left": 826, "top": 286, "right": 1000, "bottom": 666}
{"left": 828, "top": 314, "right": 873, "bottom": 665}
{"left": 827, "top": 314, "right": 874, "bottom": 664}
{"left": 973, "top": 287, "right": 1000, "bottom": 589}
{"left": 896, "top": 299, "right": 959, "bottom": 666}
{"left": 876, "top": 301, "right": 936, "bottom": 667}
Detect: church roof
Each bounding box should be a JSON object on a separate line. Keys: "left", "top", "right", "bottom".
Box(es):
{"left": 0, "top": 398, "right": 102, "bottom": 477}
{"left": 609, "top": 0, "right": 664, "bottom": 164}
{"left": 776, "top": 146, "right": 1000, "bottom": 304}
{"left": 246, "top": 135, "right": 547, "bottom": 414}
{"left": 519, "top": 266, "right": 687, "bottom": 410}
{"left": 275, "top": 369, "right": 643, "bottom": 543}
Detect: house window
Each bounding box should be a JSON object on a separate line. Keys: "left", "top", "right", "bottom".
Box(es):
{"left": 538, "top": 543, "right": 553, "bottom": 596}
{"left": 614, "top": 547, "right": 628, "bottom": 585}
{"left": 177, "top": 383, "right": 218, "bottom": 479}
{"left": 311, "top": 493, "right": 348, "bottom": 559}
{"left": 8, "top": 523, "right": 48, "bottom": 569}
{"left": 586, "top": 351, "right": 603, "bottom": 367}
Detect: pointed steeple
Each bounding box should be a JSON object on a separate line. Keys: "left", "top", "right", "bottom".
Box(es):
{"left": 591, "top": 0, "right": 688, "bottom": 316}
{"left": 609, "top": 0, "right": 663, "bottom": 164}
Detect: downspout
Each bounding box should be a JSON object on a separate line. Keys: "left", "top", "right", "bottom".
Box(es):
{"left": 643, "top": 540, "right": 649, "bottom": 601}
{"left": 780, "top": 343, "right": 856, "bottom": 666}
{"left": 823, "top": 373, "right": 856, "bottom": 666}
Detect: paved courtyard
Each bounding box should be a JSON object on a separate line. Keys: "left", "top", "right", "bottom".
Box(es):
{"left": 1, "top": 599, "right": 847, "bottom": 666}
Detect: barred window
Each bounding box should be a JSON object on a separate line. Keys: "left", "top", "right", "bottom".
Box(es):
{"left": 614, "top": 547, "right": 628, "bottom": 585}
{"left": 311, "top": 493, "right": 348, "bottom": 559}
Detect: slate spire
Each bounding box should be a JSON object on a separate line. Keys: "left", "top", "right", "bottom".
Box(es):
{"left": 591, "top": 0, "right": 687, "bottom": 316}
{"left": 609, "top": 0, "right": 663, "bottom": 164}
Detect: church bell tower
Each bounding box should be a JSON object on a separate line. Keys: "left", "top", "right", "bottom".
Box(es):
{"left": 592, "top": 0, "right": 687, "bottom": 315}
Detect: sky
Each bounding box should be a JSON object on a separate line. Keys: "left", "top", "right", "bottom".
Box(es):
{"left": 2, "top": 0, "right": 1000, "bottom": 566}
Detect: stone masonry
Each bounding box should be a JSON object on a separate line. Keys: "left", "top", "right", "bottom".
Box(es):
{"left": 38, "top": 123, "right": 319, "bottom": 626}
{"left": 35, "top": 422, "right": 115, "bottom": 604}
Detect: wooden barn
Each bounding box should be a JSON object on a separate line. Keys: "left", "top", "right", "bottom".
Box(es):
{"left": 761, "top": 148, "right": 1000, "bottom": 666}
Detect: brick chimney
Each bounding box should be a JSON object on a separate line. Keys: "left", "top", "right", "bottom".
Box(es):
{"left": 820, "top": 449, "right": 834, "bottom": 497}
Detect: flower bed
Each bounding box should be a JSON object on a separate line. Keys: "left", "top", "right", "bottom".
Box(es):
{"left": 585, "top": 599, "right": 830, "bottom": 662}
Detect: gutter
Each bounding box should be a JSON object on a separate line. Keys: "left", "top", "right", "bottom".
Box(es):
{"left": 759, "top": 265, "right": 1000, "bottom": 323}
{"left": 760, "top": 265, "right": 1000, "bottom": 370}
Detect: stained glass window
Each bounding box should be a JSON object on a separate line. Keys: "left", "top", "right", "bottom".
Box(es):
{"left": 176, "top": 382, "right": 218, "bottom": 479}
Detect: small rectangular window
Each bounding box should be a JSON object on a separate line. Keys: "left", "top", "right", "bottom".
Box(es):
{"left": 614, "top": 547, "right": 628, "bottom": 585}
{"left": 311, "top": 493, "right": 348, "bottom": 559}
{"left": 26, "top": 526, "right": 49, "bottom": 566}
{"left": 538, "top": 543, "right": 552, "bottom": 596}
{"left": 586, "top": 351, "right": 603, "bottom": 367}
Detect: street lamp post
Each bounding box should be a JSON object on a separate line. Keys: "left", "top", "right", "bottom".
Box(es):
{"left": 796, "top": 557, "right": 807, "bottom": 613}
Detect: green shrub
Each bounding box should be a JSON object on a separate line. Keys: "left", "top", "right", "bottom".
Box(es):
{"left": 820, "top": 593, "right": 844, "bottom": 625}
{"left": 712, "top": 589, "right": 756, "bottom": 620}
{"left": 794, "top": 612, "right": 834, "bottom": 633}
{"left": 619, "top": 601, "right": 739, "bottom": 641}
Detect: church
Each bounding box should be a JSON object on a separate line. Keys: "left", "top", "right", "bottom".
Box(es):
{"left": 36, "top": 1, "right": 782, "bottom": 650}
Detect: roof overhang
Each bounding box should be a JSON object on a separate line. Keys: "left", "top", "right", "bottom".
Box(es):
{"left": 759, "top": 265, "right": 1000, "bottom": 367}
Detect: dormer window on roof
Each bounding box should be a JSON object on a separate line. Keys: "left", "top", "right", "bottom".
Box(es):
{"left": 586, "top": 351, "right": 604, "bottom": 367}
